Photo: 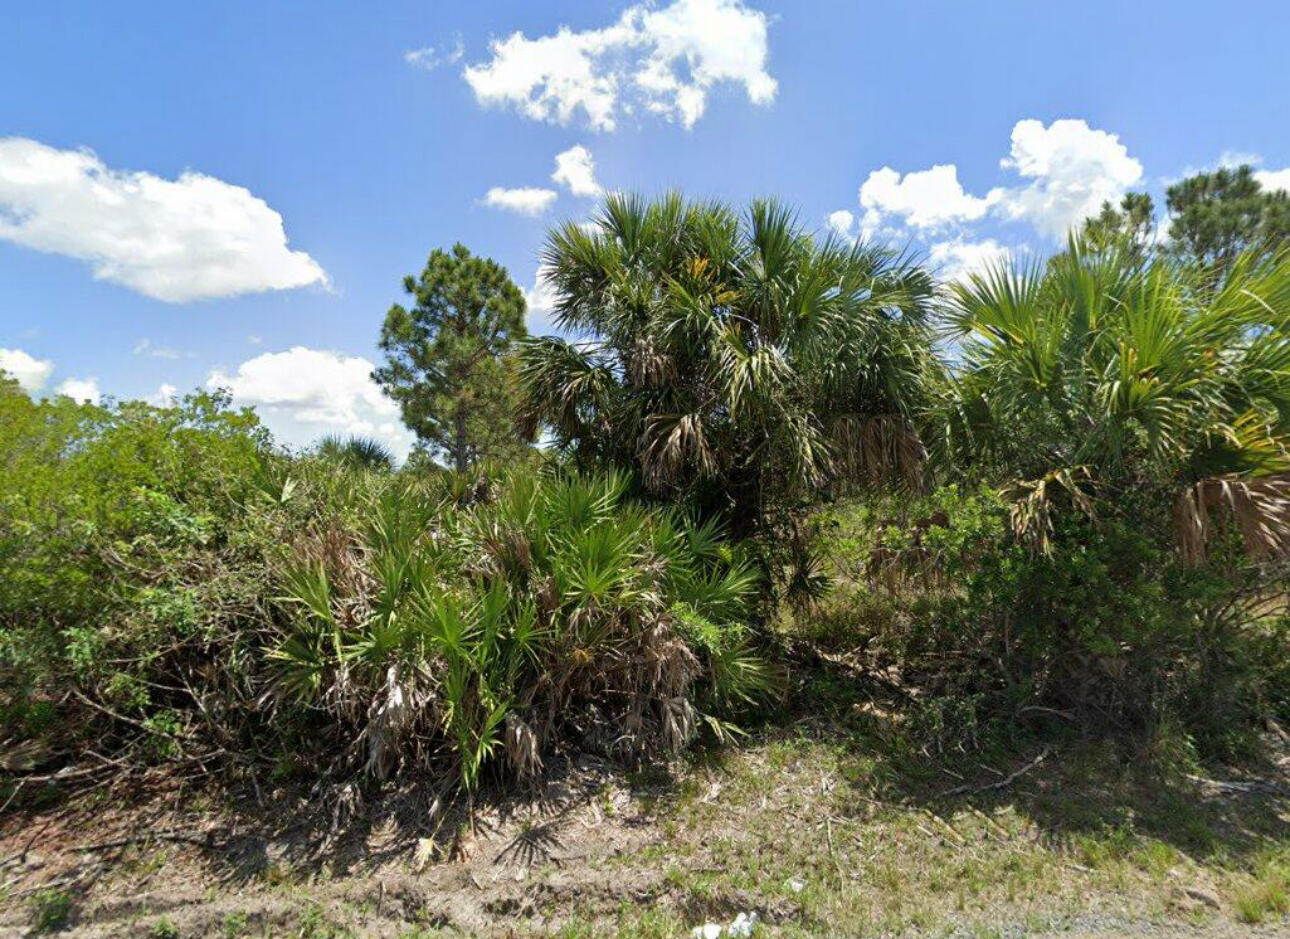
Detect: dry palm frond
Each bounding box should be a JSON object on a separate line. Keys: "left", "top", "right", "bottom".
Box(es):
{"left": 626, "top": 334, "right": 675, "bottom": 387}
{"left": 361, "top": 663, "right": 435, "bottom": 780}
{"left": 290, "top": 524, "right": 370, "bottom": 612}
{"left": 639, "top": 622, "right": 701, "bottom": 696}
{"left": 362, "top": 664, "right": 409, "bottom": 779}
{"left": 1176, "top": 473, "right": 1290, "bottom": 564}
{"left": 639, "top": 412, "right": 717, "bottom": 490}
{"left": 660, "top": 696, "right": 698, "bottom": 752}
{"left": 474, "top": 521, "right": 533, "bottom": 580}
{"left": 503, "top": 713, "right": 543, "bottom": 778}
{"left": 832, "top": 413, "right": 927, "bottom": 491}
{"left": 327, "top": 782, "right": 363, "bottom": 840}
{"left": 1002, "top": 466, "right": 1096, "bottom": 556}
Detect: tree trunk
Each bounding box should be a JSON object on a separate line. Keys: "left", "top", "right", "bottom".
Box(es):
{"left": 454, "top": 401, "right": 469, "bottom": 474}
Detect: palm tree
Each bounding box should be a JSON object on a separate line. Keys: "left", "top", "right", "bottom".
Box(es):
{"left": 517, "top": 193, "right": 937, "bottom": 533}
{"left": 315, "top": 435, "right": 396, "bottom": 472}
{"left": 935, "top": 238, "right": 1290, "bottom": 560}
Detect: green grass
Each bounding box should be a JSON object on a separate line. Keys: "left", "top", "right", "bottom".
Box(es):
{"left": 220, "top": 911, "right": 250, "bottom": 938}
{"left": 30, "top": 887, "right": 72, "bottom": 934}
{"left": 580, "top": 715, "right": 1290, "bottom": 937}
{"left": 149, "top": 917, "right": 181, "bottom": 938}
{"left": 1234, "top": 857, "right": 1290, "bottom": 924}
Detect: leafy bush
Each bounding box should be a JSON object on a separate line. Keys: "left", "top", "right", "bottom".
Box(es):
{"left": 269, "top": 471, "right": 777, "bottom": 789}
{"left": 812, "top": 485, "right": 1290, "bottom": 756}
{"left": 1, "top": 376, "right": 773, "bottom": 797}
{"left": 0, "top": 380, "right": 274, "bottom": 749}
{"left": 839, "top": 238, "right": 1290, "bottom": 754}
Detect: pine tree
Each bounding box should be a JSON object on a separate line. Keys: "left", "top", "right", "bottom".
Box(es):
{"left": 374, "top": 244, "right": 529, "bottom": 472}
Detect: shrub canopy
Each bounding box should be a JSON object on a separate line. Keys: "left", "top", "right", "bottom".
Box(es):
{"left": 935, "top": 240, "right": 1290, "bottom": 560}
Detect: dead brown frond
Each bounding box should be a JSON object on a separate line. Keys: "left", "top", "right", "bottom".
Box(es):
{"left": 290, "top": 523, "right": 370, "bottom": 618}
{"left": 626, "top": 334, "right": 676, "bottom": 387}
{"left": 504, "top": 713, "right": 543, "bottom": 778}
{"left": 1176, "top": 473, "right": 1290, "bottom": 564}
{"left": 639, "top": 412, "right": 717, "bottom": 490}
{"left": 1002, "top": 466, "right": 1096, "bottom": 556}
{"left": 660, "top": 696, "right": 698, "bottom": 752}
{"left": 831, "top": 414, "right": 926, "bottom": 492}
{"left": 361, "top": 663, "right": 435, "bottom": 780}
{"left": 475, "top": 521, "right": 533, "bottom": 580}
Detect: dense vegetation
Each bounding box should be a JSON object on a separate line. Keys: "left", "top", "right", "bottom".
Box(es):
{"left": 5, "top": 180, "right": 1290, "bottom": 817}
{"left": 518, "top": 194, "right": 936, "bottom": 532}
{"left": 0, "top": 380, "right": 771, "bottom": 799}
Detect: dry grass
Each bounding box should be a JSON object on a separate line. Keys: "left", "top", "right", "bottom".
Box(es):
{"left": 6, "top": 706, "right": 1290, "bottom": 937}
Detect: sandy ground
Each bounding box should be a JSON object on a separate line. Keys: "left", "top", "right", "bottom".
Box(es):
{"left": 5, "top": 746, "right": 1290, "bottom": 938}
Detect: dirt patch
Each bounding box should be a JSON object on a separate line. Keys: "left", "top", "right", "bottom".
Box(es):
{"left": 6, "top": 737, "right": 1290, "bottom": 937}
{"left": 0, "top": 753, "right": 675, "bottom": 937}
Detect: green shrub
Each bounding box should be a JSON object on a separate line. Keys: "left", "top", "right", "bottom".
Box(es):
{"left": 269, "top": 471, "right": 778, "bottom": 788}
{"left": 812, "top": 485, "right": 1290, "bottom": 756}
{"left": 0, "top": 382, "right": 275, "bottom": 751}
{"left": 1, "top": 374, "right": 774, "bottom": 797}
{"left": 149, "top": 917, "right": 181, "bottom": 939}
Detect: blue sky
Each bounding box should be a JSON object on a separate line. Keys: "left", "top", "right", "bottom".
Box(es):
{"left": 3, "top": 0, "right": 1289, "bottom": 457}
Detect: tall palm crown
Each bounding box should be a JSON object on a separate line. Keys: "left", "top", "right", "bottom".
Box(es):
{"left": 936, "top": 239, "right": 1290, "bottom": 558}
{"left": 517, "top": 193, "right": 937, "bottom": 529}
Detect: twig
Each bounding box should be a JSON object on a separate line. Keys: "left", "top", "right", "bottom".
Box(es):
{"left": 68, "top": 829, "right": 224, "bottom": 853}
{"left": 937, "top": 748, "right": 1050, "bottom": 798}
{"left": 4, "top": 761, "right": 116, "bottom": 785}
{"left": 921, "top": 809, "right": 966, "bottom": 846}
{"left": 825, "top": 816, "right": 845, "bottom": 882}
{"left": 1184, "top": 773, "right": 1290, "bottom": 796}
{"left": 1017, "top": 705, "right": 1076, "bottom": 722}
{"left": 2, "top": 867, "right": 103, "bottom": 900}
{"left": 0, "top": 779, "right": 24, "bottom": 815}
{"left": 71, "top": 689, "right": 193, "bottom": 744}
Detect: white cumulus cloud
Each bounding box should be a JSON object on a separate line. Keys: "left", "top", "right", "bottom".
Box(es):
{"left": 56, "top": 376, "right": 100, "bottom": 404}
{"left": 482, "top": 186, "right": 558, "bottom": 215}
{"left": 859, "top": 164, "right": 996, "bottom": 232}
{"left": 148, "top": 383, "right": 179, "bottom": 406}
{"left": 523, "top": 265, "right": 562, "bottom": 334}
{"left": 1256, "top": 168, "right": 1290, "bottom": 193}
{"left": 0, "top": 347, "right": 54, "bottom": 393}
{"left": 826, "top": 209, "right": 854, "bottom": 238}
{"left": 0, "top": 137, "right": 327, "bottom": 302}
{"left": 552, "top": 145, "right": 602, "bottom": 197}
{"left": 462, "top": 0, "right": 776, "bottom": 131}
{"left": 206, "top": 346, "right": 412, "bottom": 457}
{"left": 928, "top": 238, "right": 1011, "bottom": 285}
{"left": 994, "top": 118, "right": 1143, "bottom": 239}
{"left": 847, "top": 119, "right": 1144, "bottom": 245}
